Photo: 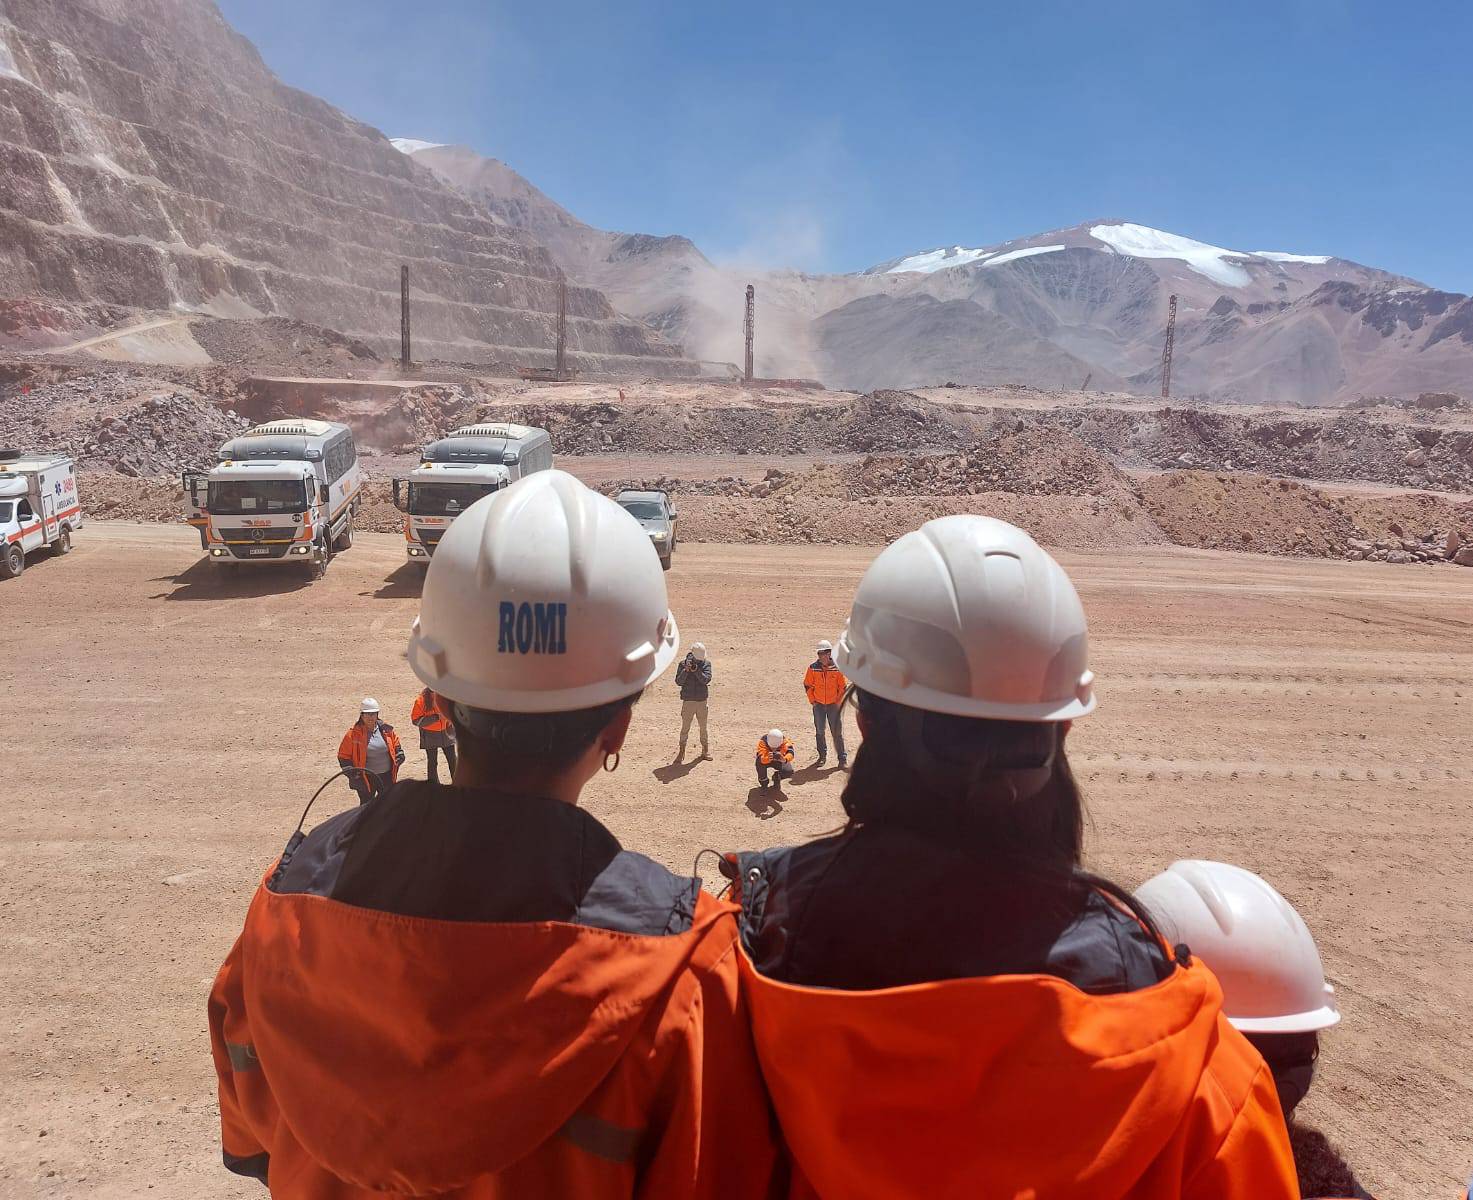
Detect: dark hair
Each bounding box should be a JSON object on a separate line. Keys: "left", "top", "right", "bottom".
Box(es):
{"left": 452, "top": 691, "right": 642, "bottom": 772}
{"left": 841, "top": 687, "right": 1166, "bottom": 942}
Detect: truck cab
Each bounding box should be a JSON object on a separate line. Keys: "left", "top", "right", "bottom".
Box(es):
{"left": 0, "top": 450, "right": 83, "bottom": 580}
{"left": 392, "top": 461, "right": 512, "bottom": 564}
{"left": 614, "top": 488, "right": 678, "bottom": 570}
{"left": 392, "top": 423, "right": 550, "bottom": 564}
{"left": 183, "top": 419, "right": 362, "bottom": 576}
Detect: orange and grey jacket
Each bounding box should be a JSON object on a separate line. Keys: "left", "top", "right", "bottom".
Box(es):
{"left": 756, "top": 737, "right": 795, "bottom": 766}
{"left": 729, "top": 825, "right": 1299, "bottom": 1200}
{"left": 410, "top": 689, "right": 454, "bottom": 750}
{"left": 336, "top": 720, "right": 404, "bottom": 785}
{"left": 209, "top": 783, "right": 778, "bottom": 1198}
{"left": 803, "top": 663, "right": 846, "bottom": 707}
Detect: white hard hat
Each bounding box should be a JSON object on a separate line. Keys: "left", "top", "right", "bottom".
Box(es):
{"left": 816, "top": 639, "right": 833, "bottom": 653}
{"left": 407, "top": 470, "right": 679, "bottom": 713}
{"left": 691, "top": 642, "right": 707, "bottom": 660}
{"left": 765, "top": 729, "right": 785, "bottom": 749}
{"left": 360, "top": 697, "right": 380, "bottom": 713}
{"left": 836, "top": 515, "right": 1094, "bottom": 721}
{"left": 1136, "top": 860, "right": 1340, "bottom": 1034}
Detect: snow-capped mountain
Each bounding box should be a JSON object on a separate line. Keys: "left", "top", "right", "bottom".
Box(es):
{"left": 393, "top": 138, "right": 1473, "bottom": 405}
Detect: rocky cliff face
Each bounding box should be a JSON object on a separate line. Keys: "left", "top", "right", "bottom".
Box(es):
{"left": 0, "top": 0, "right": 692, "bottom": 373}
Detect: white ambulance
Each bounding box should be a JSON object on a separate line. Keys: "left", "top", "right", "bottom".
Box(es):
{"left": 183, "top": 419, "right": 362, "bottom": 575}
{"left": 0, "top": 450, "right": 83, "bottom": 580}
{"left": 392, "top": 423, "right": 551, "bottom": 564}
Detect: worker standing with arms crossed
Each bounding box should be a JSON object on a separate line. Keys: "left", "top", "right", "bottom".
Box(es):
{"left": 727, "top": 515, "right": 1297, "bottom": 1198}
{"left": 336, "top": 697, "right": 403, "bottom": 803}
{"left": 208, "top": 471, "right": 776, "bottom": 1198}
{"left": 410, "top": 685, "right": 457, "bottom": 783}
{"left": 803, "top": 639, "right": 847, "bottom": 768}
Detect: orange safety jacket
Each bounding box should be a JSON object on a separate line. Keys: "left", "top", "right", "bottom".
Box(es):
{"left": 803, "top": 662, "right": 846, "bottom": 707}
{"left": 336, "top": 720, "right": 404, "bottom": 785}
{"left": 411, "top": 688, "right": 451, "bottom": 734}
{"left": 727, "top": 849, "right": 1298, "bottom": 1200}
{"left": 756, "top": 737, "right": 795, "bottom": 765}
{"left": 208, "top": 785, "right": 780, "bottom": 1198}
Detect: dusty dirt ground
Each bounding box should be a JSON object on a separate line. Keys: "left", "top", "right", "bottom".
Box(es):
{"left": 1, "top": 527, "right": 1470, "bottom": 1199}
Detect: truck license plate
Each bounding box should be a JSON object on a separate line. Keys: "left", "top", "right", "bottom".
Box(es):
{"left": 247, "top": 548, "right": 270, "bottom": 556}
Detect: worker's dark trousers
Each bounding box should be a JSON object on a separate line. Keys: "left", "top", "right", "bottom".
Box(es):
{"left": 425, "top": 744, "right": 458, "bottom": 785}
{"left": 351, "top": 775, "right": 387, "bottom": 805}
{"left": 812, "top": 703, "right": 846, "bottom": 762}
{"left": 756, "top": 757, "right": 795, "bottom": 787}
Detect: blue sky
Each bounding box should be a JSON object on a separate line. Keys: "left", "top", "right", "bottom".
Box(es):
{"left": 218, "top": 0, "right": 1472, "bottom": 291}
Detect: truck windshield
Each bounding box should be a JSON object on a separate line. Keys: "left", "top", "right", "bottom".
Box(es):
{"left": 620, "top": 501, "right": 665, "bottom": 520}
{"left": 0, "top": 501, "right": 11, "bottom": 524}
{"left": 209, "top": 480, "right": 308, "bottom": 514}
{"left": 410, "top": 482, "right": 501, "bottom": 515}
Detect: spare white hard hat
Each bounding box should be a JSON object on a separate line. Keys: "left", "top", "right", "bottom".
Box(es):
{"left": 1136, "top": 860, "right": 1340, "bottom": 1034}
{"left": 836, "top": 515, "right": 1094, "bottom": 721}
{"left": 360, "top": 697, "right": 380, "bottom": 713}
{"left": 691, "top": 642, "right": 707, "bottom": 660}
{"left": 765, "top": 729, "right": 785, "bottom": 749}
{"left": 816, "top": 639, "right": 834, "bottom": 653}
{"left": 407, "top": 470, "right": 679, "bottom": 713}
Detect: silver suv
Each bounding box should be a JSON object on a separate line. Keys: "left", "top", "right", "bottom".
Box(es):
{"left": 614, "top": 489, "right": 678, "bottom": 570}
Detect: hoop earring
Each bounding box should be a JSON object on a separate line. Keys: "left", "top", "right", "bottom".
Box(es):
{"left": 603, "top": 752, "right": 620, "bottom": 773}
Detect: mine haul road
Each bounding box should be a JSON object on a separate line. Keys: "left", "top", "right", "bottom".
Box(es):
{"left": 1, "top": 524, "right": 1470, "bottom": 1199}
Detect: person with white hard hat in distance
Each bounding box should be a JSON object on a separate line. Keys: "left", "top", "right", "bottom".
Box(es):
{"left": 755, "top": 728, "right": 796, "bottom": 790}
{"left": 674, "top": 641, "right": 712, "bottom": 760}
{"left": 725, "top": 514, "right": 1298, "bottom": 1199}
{"left": 336, "top": 697, "right": 404, "bottom": 803}
{"left": 803, "top": 640, "right": 848, "bottom": 767}
{"left": 208, "top": 471, "right": 777, "bottom": 1198}
{"left": 1138, "top": 861, "right": 1376, "bottom": 1200}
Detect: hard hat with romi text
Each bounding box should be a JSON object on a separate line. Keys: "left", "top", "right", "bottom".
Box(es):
{"left": 836, "top": 514, "right": 1094, "bottom": 721}
{"left": 407, "top": 470, "right": 679, "bottom": 713}
{"left": 359, "top": 697, "right": 380, "bottom": 713}
{"left": 1136, "top": 860, "right": 1340, "bottom": 1034}
{"left": 765, "top": 729, "right": 785, "bottom": 749}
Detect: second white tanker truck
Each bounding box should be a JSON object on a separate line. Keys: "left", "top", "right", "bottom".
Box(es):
{"left": 392, "top": 423, "right": 553, "bottom": 564}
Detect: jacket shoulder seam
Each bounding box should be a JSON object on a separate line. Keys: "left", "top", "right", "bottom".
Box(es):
{"left": 1183, "top": 1057, "right": 1274, "bottom": 1187}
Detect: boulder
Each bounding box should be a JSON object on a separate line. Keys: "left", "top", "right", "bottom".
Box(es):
{"left": 1448, "top": 530, "right": 1463, "bottom": 558}
{"left": 1385, "top": 549, "right": 1414, "bottom": 564}
{"left": 1454, "top": 545, "right": 1473, "bottom": 567}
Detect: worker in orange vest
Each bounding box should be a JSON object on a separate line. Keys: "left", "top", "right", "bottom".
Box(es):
{"left": 336, "top": 697, "right": 403, "bottom": 802}
{"left": 803, "top": 640, "right": 847, "bottom": 767}
{"left": 727, "top": 516, "right": 1298, "bottom": 1199}
{"left": 410, "top": 686, "right": 456, "bottom": 783}
{"left": 209, "top": 472, "right": 777, "bottom": 1197}
{"left": 755, "top": 728, "right": 795, "bottom": 790}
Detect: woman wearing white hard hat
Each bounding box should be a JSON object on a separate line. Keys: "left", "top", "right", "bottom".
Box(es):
{"left": 1138, "top": 861, "right": 1376, "bottom": 1200}
{"left": 209, "top": 471, "right": 777, "bottom": 1198}
{"left": 727, "top": 514, "right": 1298, "bottom": 1198}
{"left": 335, "top": 696, "right": 404, "bottom": 803}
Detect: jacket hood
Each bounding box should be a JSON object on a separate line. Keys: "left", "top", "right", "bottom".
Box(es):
{"left": 738, "top": 948, "right": 1238, "bottom": 1199}
{"left": 239, "top": 880, "right": 729, "bottom": 1194}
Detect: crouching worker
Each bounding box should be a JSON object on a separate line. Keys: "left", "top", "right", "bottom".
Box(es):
{"left": 756, "top": 728, "right": 795, "bottom": 790}
{"left": 727, "top": 515, "right": 1298, "bottom": 1199}
{"left": 209, "top": 471, "right": 777, "bottom": 1198}
{"left": 1138, "top": 861, "right": 1375, "bottom": 1200}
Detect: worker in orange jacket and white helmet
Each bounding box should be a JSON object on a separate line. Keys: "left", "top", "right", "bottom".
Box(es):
{"left": 726, "top": 514, "right": 1298, "bottom": 1199}
{"left": 209, "top": 470, "right": 778, "bottom": 1198}
{"left": 1138, "top": 861, "right": 1376, "bottom": 1200}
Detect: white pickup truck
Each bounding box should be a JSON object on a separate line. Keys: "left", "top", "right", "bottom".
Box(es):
{"left": 0, "top": 450, "right": 83, "bottom": 580}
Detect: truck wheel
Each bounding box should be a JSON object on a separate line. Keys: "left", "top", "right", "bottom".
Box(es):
{"left": 51, "top": 528, "right": 72, "bottom": 557}
{"left": 333, "top": 517, "right": 354, "bottom": 552}
{"left": 2, "top": 543, "right": 25, "bottom": 579}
